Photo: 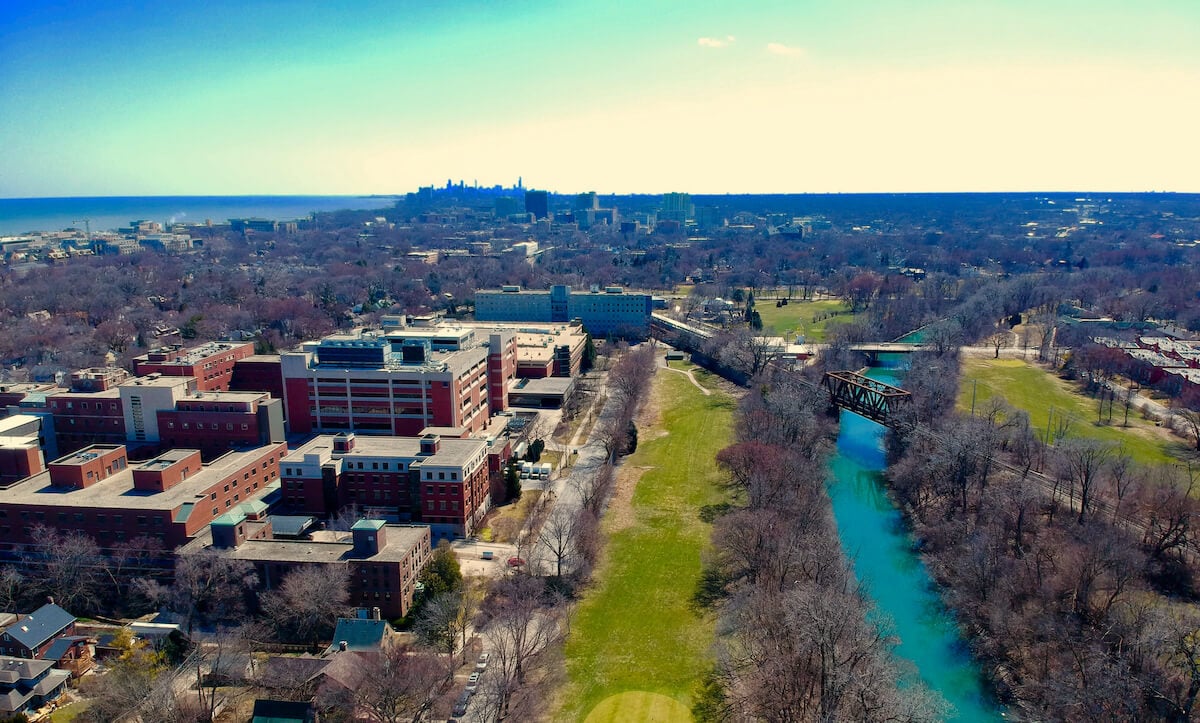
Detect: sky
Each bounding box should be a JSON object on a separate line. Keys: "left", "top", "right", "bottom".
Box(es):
{"left": 1, "top": 0, "right": 1198, "bottom": 197}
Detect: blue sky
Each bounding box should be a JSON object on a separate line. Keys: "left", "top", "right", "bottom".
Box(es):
{"left": 2, "top": 0, "right": 1198, "bottom": 196}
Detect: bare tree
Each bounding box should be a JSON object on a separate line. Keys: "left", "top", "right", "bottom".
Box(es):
{"left": 259, "top": 564, "right": 351, "bottom": 644}
{"left": 1171, "top": 388, "right": 1200, "bottom": 451}
{"left": 1057, "top": 439, "right": 1113, "bottom": 525}
{"left": 415, "top": 588, "right": 480, "bottom": 673}
{"left": 0, "top": 566, "right": 23, "bottom": 613}
{"left": 20, "top": 524, "right": 105, "bottom": 614}
{"left": 349, "top": 643, "right": 446, "bottom": 723}
{"left": 480, "top": 576, "right": 568, "bottom": 717}
{"left": 537, "top": 506, "right": 576, "bottom": 578}
{"left": 136, "top": 549, "right": 258, "bottom": 634}
{"left": 984, "top": 328, "right": 1010, "bottom": 358}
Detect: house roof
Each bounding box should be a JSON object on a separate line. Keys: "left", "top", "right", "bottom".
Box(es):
{"left": 328, "top": 618, "right": 392, "bottom": 652}
{"left": 2, "top": 603, "right": 74, "bottom": 651}
{"left": 42, "top": 635, "right": 88, "bottom": 662}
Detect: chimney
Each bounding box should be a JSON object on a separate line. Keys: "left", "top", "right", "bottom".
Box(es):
{"left": 372, "top": 607, "right": 381, "bottom": 621}
{"left": 46, "top": 596, "right": 54, "bottom": 606}
{"left": 339, "top": 641, "right": 348, "bottom": 652}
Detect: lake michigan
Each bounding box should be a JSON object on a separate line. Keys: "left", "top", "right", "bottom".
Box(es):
{"left": 0, "top": 195, "right": 398, "bottom": 236}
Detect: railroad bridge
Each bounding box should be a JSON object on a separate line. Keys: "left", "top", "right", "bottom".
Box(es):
{"left": 822, "top": 370, "right": 912, "bottom": 426}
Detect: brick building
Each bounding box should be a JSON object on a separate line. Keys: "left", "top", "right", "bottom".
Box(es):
{"left": 279, "top": 433, "right": 491, "bottom": 540}
{"left": 0, "top": 442, "right": 287, "bottom": 550}
{"left": 280, "top": 334, "right": 496, "bottom": 438}
{"left": 133, "top": 341, "right": 255, "bottom": 391}
{"left": 156, "top": 390, "right": 284, "bottom": 461}
{"left": 180, "top": 516, "right": 431, "bottom": 619}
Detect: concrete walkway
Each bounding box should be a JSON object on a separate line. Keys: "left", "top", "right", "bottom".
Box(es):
{"left": 659, "top": 358, "right": 711, "bottom": 396}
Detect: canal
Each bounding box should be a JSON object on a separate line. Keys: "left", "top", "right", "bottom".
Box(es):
{"left": 827, "top": 362, "right": 1004, "bottom": 721}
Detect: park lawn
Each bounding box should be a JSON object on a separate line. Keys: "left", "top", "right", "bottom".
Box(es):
{"left": 957, "top": 357, "right": 1182, "bottom": 466}
{"left": 755, "top": 298, "right": 857, "bottom": 342}
{"left": 559, "top": 370, "right": 734, "bottom": 722}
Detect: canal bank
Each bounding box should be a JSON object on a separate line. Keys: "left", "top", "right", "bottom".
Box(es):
{"left": 828, "top": 363, "right": 1004, "bottom": 722}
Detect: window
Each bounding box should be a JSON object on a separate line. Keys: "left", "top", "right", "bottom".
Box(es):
{"left": 426, "top": 485, "right": 433, "bottom": 494}
{"left": 438, "top": 472, "right": 445, "bottom": 480}
{"left": 137, "top": 515, "right": 147, "bottom": 526}
{"left": 211, "top": 492, "right": 217, "bottom": 500}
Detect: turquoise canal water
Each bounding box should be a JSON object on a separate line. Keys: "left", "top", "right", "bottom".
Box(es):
{"left": 828, "top": 363, "right": 1004, "bottom": 722}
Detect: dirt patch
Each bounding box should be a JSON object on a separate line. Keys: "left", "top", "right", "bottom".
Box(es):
{"left": 605, "top": 465, "right": 651, "bottom": 534}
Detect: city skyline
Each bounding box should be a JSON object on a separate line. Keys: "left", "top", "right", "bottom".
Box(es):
{"left": 2, "top": 0, "right": 1199, "bottom": 198}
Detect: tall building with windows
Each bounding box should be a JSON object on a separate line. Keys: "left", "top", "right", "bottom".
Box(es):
{"left": 474, "top": 285, "right": 653, "bottom": 336}
{"left": 279, "top": 432, "right": 491, "bottom": 540}
{"left": 524, "top": 190, "right": 549, "bottom": 220}
{"left": 278, "top": 322, "right": 518, "bottom": 437}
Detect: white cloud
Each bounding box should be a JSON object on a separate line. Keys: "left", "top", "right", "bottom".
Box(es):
{"left": 698, "top": 35, "right": 736, "bottom": 49}
{"left": 766, "top": 42, "right": 804, "bottom": 57}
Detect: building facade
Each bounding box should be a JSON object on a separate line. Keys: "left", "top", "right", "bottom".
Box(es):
{"left": 279, "top": 433, "right": 491, "bottom": 539}
{"left": 475, "top": 284, "right": 652, "bottom": 336}
{"left": 133, "top": 341, "right": 255, "bottom": 391}
{"left": 0, "top": 442, "right": 287, "bottom": 550}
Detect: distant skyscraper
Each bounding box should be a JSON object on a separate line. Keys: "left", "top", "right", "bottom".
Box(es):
{"left": 524, "top": 190, "right": 550, "bottom": 220}
{"left": 574, "top": 192, "right": 599, "bottom": 211}
{"left": 660, "top": 192, "right": 693, "bottom": 223}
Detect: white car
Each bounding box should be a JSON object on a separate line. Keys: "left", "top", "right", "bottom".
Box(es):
{"left": 466, "top": 672, "right": 481, "bottom": 692}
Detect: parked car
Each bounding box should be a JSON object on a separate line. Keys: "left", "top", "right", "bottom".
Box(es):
{"left": 466, "top": 671, "right": 481, "bottom": 692}
{"left": 453, "top": 693, "right": 470, "bottom": 716}
{"left": 481, "top": 550, "right": 494, "bottom": 560}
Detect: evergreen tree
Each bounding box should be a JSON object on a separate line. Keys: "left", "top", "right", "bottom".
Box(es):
{"left": 418, "top": 540, "right": 462, "bottom": 597}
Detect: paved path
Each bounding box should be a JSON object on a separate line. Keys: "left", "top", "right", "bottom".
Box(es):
{"left": 660, "top": 361, "right": 711, "bottom": 396}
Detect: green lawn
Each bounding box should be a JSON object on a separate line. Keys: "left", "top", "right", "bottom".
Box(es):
{"left": 560, "top": 370, "right": 734, "bottom": 722}
{"left": 51, "top": 702, "right": 89, "bottom": 722}
{"left": 958, "top": 357, "right": 1184, "bottom": 466}
{"left": 754, "top": 298, "right": 857, "bottom": 342}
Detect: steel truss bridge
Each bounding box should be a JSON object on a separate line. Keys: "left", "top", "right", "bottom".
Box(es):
{"left": 822, "top": 370, "right": 912, "bottom": 426}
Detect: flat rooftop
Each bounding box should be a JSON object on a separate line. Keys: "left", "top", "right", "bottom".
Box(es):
{"left": 138, "top": 342, "right": 250, "bottom": 366}
{"left": 284, "top": 434, "right": 485, "bottom": 469}
{"left": 177, "top": 390, "right": 268, "bottom": 403}
{"left": 0, "top": 444, "right": 280, "bottom": 514}
{"left": 121, "top": 375, "right": 195, "bottom": 389}
{"left": 180, "top": 523, "right": 429, "bottom": 563}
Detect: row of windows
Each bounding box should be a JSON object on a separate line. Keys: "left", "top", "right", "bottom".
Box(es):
{"left": 0, "top": 509, "right": 161, "bottom": 525}
{"left": 166, "top": 422, "right": 250, "bottom": 431}
{"left": 50, "top": 401, "right": 120, "bottom": 412}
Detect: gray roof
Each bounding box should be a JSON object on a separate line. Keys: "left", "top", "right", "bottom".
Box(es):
{"left": 2, "top": 603, "right": 74, "bottom": 651}
{"left": 41, "top": 635, "right": 87, "bottom": 662}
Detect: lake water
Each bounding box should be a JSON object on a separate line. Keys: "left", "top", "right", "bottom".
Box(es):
{"left": 828, "top": 362, "right": 1004, "bottom": 721}
{"left": 0, "top": 195, "right": 398, "bottom": 235}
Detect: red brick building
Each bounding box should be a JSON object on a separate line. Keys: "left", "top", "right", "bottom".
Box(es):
{"left": 280, "top": 432, "right": 491, "bottom": 540}
{"left": 156, "top": 390, "right": 285, "bottom": 461}
{"left": 0, "top": 442, "right": 287, "bottom": 550}
{"left": 180, "top": 516, "right": 431, "bottom": 619}
{"left": 133, "top": 342, "right": 255, "bottom": 391}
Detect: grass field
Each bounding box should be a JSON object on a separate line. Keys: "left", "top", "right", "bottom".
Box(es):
{"left": 51, "top": 702, "right": 88, "bottom": 722}
{"left": 957, "top": 357, "right": 1185, "bottom": 466}
{"left": 559, "top": 369, "right": 734, "bottom": 722}
{"left": 755, "top": 298, "right": 857, "bottom": 342}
